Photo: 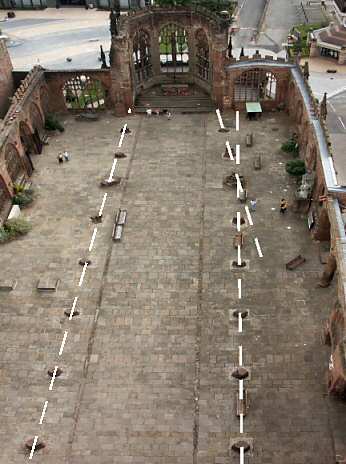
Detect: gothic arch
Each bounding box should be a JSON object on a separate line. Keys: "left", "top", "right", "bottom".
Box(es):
{"left": 132, "top": 29, "right": 152, "bottom": 84}
{"left": 62, "top": 75, "right": 106, "bottom": 110}
{"left": 233, "top": 68, "right": 277, "bottom": 102}
{"left": 195, "top": 28, "right": 210, "bottom": 81}
{"left": 159, "top": 23, "right": 189, "bottom": 74}
{"left": 4, "top": 143, "right": 25, "bottom": 184}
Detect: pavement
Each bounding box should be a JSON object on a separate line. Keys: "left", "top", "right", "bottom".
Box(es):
{"left": 0, "top": 8, "right": 110, "bottom": 70}
{"left": 0, "top": 109, "right": 340, "bottom": 463}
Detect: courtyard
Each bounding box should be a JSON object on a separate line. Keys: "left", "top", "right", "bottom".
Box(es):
{"left": 0, "top": 110, "right": 337, "bottom": 463}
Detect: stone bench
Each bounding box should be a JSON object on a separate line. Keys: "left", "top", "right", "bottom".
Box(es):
{"left": 37, "top": 278, "right": 60, "bottom": 292}
{"left": 112, "top": 209, "right": 128, "bottom": 241}
{"left": 0, "top": 280, "right": 17, "bottom": 291}
{"left": 246, "top": 133, "right": 253, "bottom": 147}
{"left": 253, "top": 154, "right": 262, "bottom": 170}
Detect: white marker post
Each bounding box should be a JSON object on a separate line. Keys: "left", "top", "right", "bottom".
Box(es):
{"left": 239, "top": 379, "right": 244, "bottom": 400}
{"left": 216, "top": 109, "right": 225, "bottom": 130}
{"left": 236, "top": 144, "right": 240, "bottom": 165}
{"left": 88, "top": 227, "right": 98, "bottom": 252}
{"left": 78, "top": 262, "right": 88, "bottom": 287}
{"left": 240, "top": 446, "right": 245, "bottom": 464}
{"left": 236, "top": 110, "right": 240, "bottom": 131}
{"left": 238, "top": 278, "right": 242, "bottom": 299}
{"left": 226, "top": 141, "right": 234, "bottom": 160}
{"left": 244, "top": 205, "right": 253, "bottom": 226}
{"left": 237, "top": 211, "right": 241, "bottom": 232}
{"left": 239, "top": 345, "right": 243, "bottom": 366}
{"left": 29, "top": 436, "right": 38, "bottom": 460}
{"left": 237, "top": 245, "right": 242, "bottom": 266}
{"left": 69, "top": 296, "right": 79, "bottom": 320}
{"left": 254, "top": 237, "right": 263, "bottom": 258}
{"left": 39, "top": 401, "right": 48, "bottom": 425}
{"left": 59, "top": 331, "right": 68, "bottom": 356}
{"left": 49, "top": 366, "right": 59, "bottom": 391}
{"left": 235, "top": 173, "right": 243, "bottom": 199}
{"left": 118, "top": 123, "right": 127, "bottom": 148}
{"left": 98, "top": 193, "right": 108, "bottom": 217}
{"left": 238, "top": 312, "right": 242, "bottom": 333}
{"left": 240, "top": 413, "right": 244, "bottom": 433}
{"left": 108, "top": 158, "right": 118, "bottom": 182}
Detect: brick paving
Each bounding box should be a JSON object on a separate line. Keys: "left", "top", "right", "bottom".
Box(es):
{"left": 0, "top": 111, "right": 337, "bottom": 463}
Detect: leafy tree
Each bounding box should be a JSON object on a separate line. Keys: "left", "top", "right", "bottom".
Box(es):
{"left": 286, "top": 159, "right": 306, "bottom": 177}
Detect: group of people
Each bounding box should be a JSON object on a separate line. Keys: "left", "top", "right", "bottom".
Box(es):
{"left": 248, "top": 198, "right": 288, "bottom": 214}
{"left": 57, "top": 151, "right": 70, "bottom": 164}
{"left": 146, "top": 108, "right": 172, "bottom": 120}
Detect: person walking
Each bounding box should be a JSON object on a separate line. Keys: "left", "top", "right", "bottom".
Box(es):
{"left": 250, "top": 198, "right": 257, "bottom": 211}
{"left": 63, "top": 150, "right": 70, "bottom": 161}
{"left": 58, "top": 153, "right": 64, "bottom": 164}
{"left": 280, "top": 198, "right": 288, "bottom": 214}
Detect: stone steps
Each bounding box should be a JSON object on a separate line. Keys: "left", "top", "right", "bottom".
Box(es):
{"left": 135, "top": 95, "right": 216, "bottom": 113}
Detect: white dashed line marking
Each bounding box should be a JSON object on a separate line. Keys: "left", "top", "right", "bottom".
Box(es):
{"left": 235, "top": 174, "right": 243, "bottom": 198}
{"left": 98, "top": 193, "right": 108, "bottom": 217}
{"left": 236, "top": 111, "right": 240, "bottom": 131}
{"left": 226, "top": 141, "right": 234, "bottom": 160}
{"left": 59, "top": 331, "right": 68, "bottom": 356}
{"left": 236, "top": 144, "right": 240, "bottom": 165}
{"left": 49, "top": 366, "right": 59, "bottom": 391}
{"left": 244, "top": 205, "right": 253, "bottom": 226}
{"left": 237, "top": 211, "right": 241, "bottom": 232}
{"left": 239, "top": 379, "right": 244, "bottom": 400}
{"left": 238, "top": 278, "right": 242, "bottom": 299}
{"left": 237, "top": 245, "right": 242, "bottom": 265}
{"left": 69, "top": 296, "right": 79, "bottom": 320}
{"left": 39, "top": 401, "right": 48, "bottom": 425}
{"left": 238, "top": 312, "right": 243, "bottom": 333}
{"left": 239, "top": 413, "right": 244, "bottom": 433}
{"left": 88, "top": 227, "right": 98, "bottom": 252}
{"left": 29, "top": 436, "right": 38, "bottom": 460}
{"left": 338, "top": 116, "right": 346, "bottom": 130}
{"left": 118, "top": 123, "right": 127, "bottom": 147}
{"left": 254, "top": 237, "right": 263, "bottom": 258}
{"left": 78, "top": 262, "right": 89, "bottom": 287}
{"left": 240, "top": 446, "right": 245, "bottom": 463}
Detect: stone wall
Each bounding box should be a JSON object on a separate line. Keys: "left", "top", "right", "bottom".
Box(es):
{"left": 0, "top": 39, "right": 14, "bottom": 119}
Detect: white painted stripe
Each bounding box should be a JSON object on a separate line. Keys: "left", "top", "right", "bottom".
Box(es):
{"left": 238, "top": 312, "right": 242, "bottom": 332}
{"left": 118, "top": 123, "right": 127, "bottom": 147}
{"left": 254, "top": 237, "right": 263, "bottom": 257}
{"left": 98, "top": 193, "right": 108, "bottom": 217}
{"left": 328, "top": 157, "right": 339, "bottom": 186}
{"left": 226, "top": 141, "right": 234, "bottom": 160}
{"left": 88, "top": 227, "right": 98, "bottom": 252}
{"left": 240, "top": 446, "right": 245, "bottom": 464}
{"left": 108, "top": 158, "right": 118, "bottom": 182}
{"left": 236, "top": 111, "right": 240, "bottom": 131}
{"left": 59, "top": 331, "right": 68, "bottom": 356}
{"left": 236, "top": 144, "right": 240, "bottom": 165}
{"left": 244, "top": 205, "right": 253, "bottom": 226}
{"left": 239, "top": 379, "right": 244, "bottom": 400}
{"left": 329, "top": 102, "right": 336, "bottom": 112}
{"left": 237, "top": 211, "right": 241, "bottom": 232}
{"left": 39, "top": 401, "right": 48, "bottom": 425}
{"left": 78, "top": 262, "right": 88, "bottom": 287}
{"left": 239, "top": 345, "right": 243, "bottom": 366}
{"left": 238, "top": 278, "right": 242, "bottom": 299}
{"left": 49, "top": 366, "right": 58, "bottom": 391}
{"left": 237, "top": 245, "right": 242, "bottom": 265}
{"left": 29, "top": 436, "right": 38, "bottom": 460}
{"left": 240, "top": 413, "right": 244, "bottom": 433}
{"left": 216, "top": 109, "right": 225, "bottom": 129}
{"left": 338, "top": 116, "right": 346, "bottom": 129}
{"left": 235, "top": 174, "right": 244, "bottom": 198}
{"left": 69, "top": 296, "right": 78, "bottom": 321}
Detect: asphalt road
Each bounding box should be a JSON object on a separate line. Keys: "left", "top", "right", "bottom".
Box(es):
{"left": 233, "top": 0, "right": 267, "bottom": 48}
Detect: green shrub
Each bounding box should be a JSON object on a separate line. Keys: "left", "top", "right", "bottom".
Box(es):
{"left": 13, "top": 191, "right": 34, "bottom": 207}
{"left": 286, "top": 159, "right": 306, "bottom": 177}
{"left": 45, "top": 114, "right": 65, "bottom": 132}
{"left": 1, "top": 217, "right": 32, "bottom": 242}
{"left": 281, "top": 139, "right": 299, "bottom": 156}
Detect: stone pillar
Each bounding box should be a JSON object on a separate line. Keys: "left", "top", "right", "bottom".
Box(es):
{"left": 151, "top": 28, "right": 161, "bottom": 78}
{"left": 309, "top": 38, "right": 320, "bottom": 58}
{"left": 338, "top": 46, "right": 346, "bottom": 64}
{"left": 211, "top": 31, "right": 228, "bottom": 110}
{"left": 313, "top": 206, "right": 330, "bottom": 241}
{"left": 110, "top": 33, "right": 134, "bottom": 116}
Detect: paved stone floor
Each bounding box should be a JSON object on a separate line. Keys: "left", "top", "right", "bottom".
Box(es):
{"left": 0, "top": 110, "right": 338, "bottom": 463}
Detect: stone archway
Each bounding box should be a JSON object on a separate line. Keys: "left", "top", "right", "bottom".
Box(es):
{"left": 133, "top": 29, "right": 153, "bottom": 85}
{"left": 19, "top": 121, "right": 36, "bottom": 172}
{"left": 39, "top": 85, "right": 50, "bottom": 115}
{"left": 159, "top": 23, "right": 189, "bottom": 75}
{"left": 4, "top": 143, "right": 26, "bottom": 184}
{"left": 29, "top": 102, "right": 44, "bottom": 154}
{"left": 233, "top": 68, "right": 277, "bottom": 102}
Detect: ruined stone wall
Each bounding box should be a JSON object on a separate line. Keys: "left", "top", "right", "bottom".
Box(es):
{"left": 0, "top": 39, "right": 14, "bottom": 119}
{"left": 44, "top": 69, "right": 113, "bottom": 113}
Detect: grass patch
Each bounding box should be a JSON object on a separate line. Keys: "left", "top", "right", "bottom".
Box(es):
{"left": 0, "top": 217, "right": 32, "bottom": 244}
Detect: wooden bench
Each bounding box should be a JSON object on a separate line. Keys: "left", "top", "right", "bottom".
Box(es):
{"left": 253, "top": 154, "right": 262, "bottom": 170}
{"left": 246, "top": 133, "right": 253, "bottom": 147}
{"left": 112, "top": 209, "right": 128, "bottom": 241}
{"left": 286, "top": 255, "right": 306, "bottom": 270}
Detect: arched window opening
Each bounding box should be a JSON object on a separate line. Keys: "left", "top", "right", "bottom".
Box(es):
{"left": 159, "top": 24, "right": 189, "bottom": 74}
{"left": 133, "top": 30, "right": 152, "bottom": 84}
{"left": 234, "top": 69, "right": 277, "bottom": 102}
{"left": 4, "top": 145, "right": 24, "bottom": 183}
{"left": 195, "top": 29, "right": 210, "bottom": 81}
{"left": 63, "top": 76, "right": 105, "bottom": 110}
